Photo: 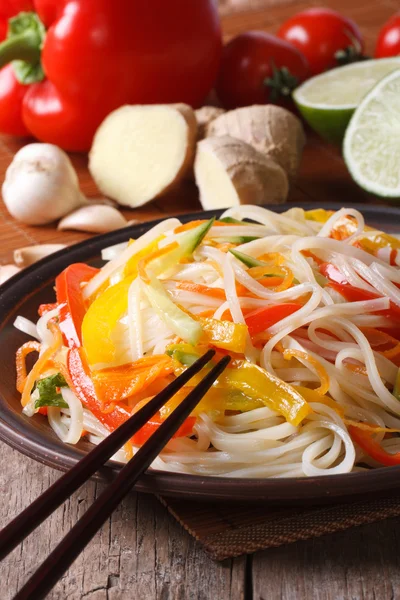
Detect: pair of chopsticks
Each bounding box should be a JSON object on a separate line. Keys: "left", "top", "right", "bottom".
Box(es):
{"left": 1, "top": 349, "right": 230, "bottom": 600}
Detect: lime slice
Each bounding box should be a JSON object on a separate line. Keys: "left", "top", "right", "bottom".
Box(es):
{"left": 343, "top": 68, "right": 400, "bottom": 198}
{"left": 293, "top": 58, "right": 400, "bottom": 144}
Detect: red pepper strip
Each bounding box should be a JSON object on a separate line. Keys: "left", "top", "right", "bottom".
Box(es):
{"left": 55, "top": 263, "right": 99, "bottom": 349}
{"left": 67, "top": 348, "right": 195, "bottom": 443}
{"left": 320, "top": 263, "right": 400, "bottom": 321}
{"left": 349, "top": 425, "right": 400, "bottom": 466}
{"left": 132, "top": 415, "right": 195, "bottom": 446}
{"left": 245, "top": 303, "right": 303, "bottom": 336}
{"left": 38, "top": 302, "right": 57, "bottom": 317}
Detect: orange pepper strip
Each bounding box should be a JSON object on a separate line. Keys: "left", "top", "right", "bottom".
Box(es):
{"left": 16, "top": 341, "right": 40, "bottom": 393}
{"left": 283, "top": 349, "right": 330, "bottom": 395}
{"left": 92, "top": 355, "right": 175, "bottom": 407}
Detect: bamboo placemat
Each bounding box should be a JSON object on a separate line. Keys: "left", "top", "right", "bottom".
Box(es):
{"left": 159, "top": 491, "right": 400, "bottom": 560}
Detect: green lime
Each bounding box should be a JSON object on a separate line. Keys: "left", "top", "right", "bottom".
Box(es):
{"left": 343, "top": 68, "right": 400, "bottom": 199}
{"left": 293, "top": 58, "right": 400, "bottom": 144}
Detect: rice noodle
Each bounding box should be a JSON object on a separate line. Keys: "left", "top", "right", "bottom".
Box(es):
{"left": 14, "top": 205, "right": 400, "bottom": 478}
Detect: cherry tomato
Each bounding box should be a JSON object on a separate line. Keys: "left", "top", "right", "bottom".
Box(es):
{"left": 216, "top": 31, "right": 309, "bottom": 109}
{"left": 375, "top": 13, "right": 400, "bottom": 58}
{"left": 278, "top": 8, "right": 364, "bottom": 76}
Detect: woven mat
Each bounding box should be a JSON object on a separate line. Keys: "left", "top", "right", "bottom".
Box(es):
{"left": 158, "top": 492, "right": 400, "bottom": 560}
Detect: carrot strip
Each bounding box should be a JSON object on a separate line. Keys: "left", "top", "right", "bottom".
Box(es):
{"left": 283, "top": 349, "right": 330, "bottom": 395}
{"left": 21, "top": 327, "right": 62, "bottom": 407}
{"left": 16, "top": 341, "right": 40, "bottom": 393}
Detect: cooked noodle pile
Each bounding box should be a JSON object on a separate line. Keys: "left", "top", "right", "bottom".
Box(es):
{"left": 15, "top": 206, "right": 400, "bottom": 477}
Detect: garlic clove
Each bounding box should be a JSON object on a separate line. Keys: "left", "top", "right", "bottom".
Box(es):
{"left": 14, "top": 244, "right": 67, "bottom": 268}
{"left": 58, "top": 205, "right": 128, "bottom": 233}
{"left": 0, "top": 264, "right": 21, "bottom": 285}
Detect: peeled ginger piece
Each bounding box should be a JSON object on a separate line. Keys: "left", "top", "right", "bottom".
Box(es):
{"left": 89, "top": 104, "right": 197, "bottom": 207}
{"left": 194, "top": 135, "right": 288, "bottom": 210}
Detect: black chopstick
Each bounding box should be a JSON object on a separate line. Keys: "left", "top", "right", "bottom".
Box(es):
{"left": 12, "top": 354, "right": 231, "bottom": 600}
{"left": 0, "top": 349, "right": 215, "bottom": 562}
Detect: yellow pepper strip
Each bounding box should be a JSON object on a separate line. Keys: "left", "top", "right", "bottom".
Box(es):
{"left": 296, "top": 386, "right": 343, "bottom": 417}
{"left": 21, "top": 326, "right": 62, "bottom": 407}
{"left": 283, "top": 349, "right": 330, "bottom": 395}
{"left": 123, "top": 236, "right": 162, "bottom": 276}
{"left": 157, "top": 386, "right": 263, "bottom": 419}
{"left": 82, "top": 237, "right": 161, "bottom": 366}
{"left": 304, "top": 209, "right": 334, "bottom": 223}
{"left": 198, "top": 317, "right": 248, "bottom": 353}
{"left": 92, "top": 355, "right": 174, "bottom": 407}
{"left": 173, "top": 359, "right": 310, "bottom": 426}
{"left": 221, "top": 362, "right": 310, "bottom": 426}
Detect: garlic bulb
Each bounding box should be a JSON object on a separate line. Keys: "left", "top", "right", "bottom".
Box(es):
{"left": 2, "top": 144, "right": 86, "bottom": 225}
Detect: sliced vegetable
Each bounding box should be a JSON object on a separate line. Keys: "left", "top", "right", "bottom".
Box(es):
{"left": 147, "top": 218, "right": 214, "bottom": 276}
{"left": 35, "top": 373, "right": 68, "bottom": 409}
{"left": 56, "top": 263, "right": 99, "bottom": 349}
{"left": 199, "top": 317, "right": 248, "bottom": 353}
{"left": 143, "top": 274, "right": 203, "bottom": 344}
{"left": 229, "top": 248, "right": 267, "bottom": 268}
{"left": 91, "top": 356, "right": 174, "bottom": 406}
{"left": 131, "top": 413, "right": 195, "bottom": 446}
{"left": 321, "top": 262, "right": 400, "bottom": 321}
{"left": 245, "top": 303, "right": 302, "bottom": 336}
{"left": 82, "top": 237, "right": 161, "bottom": 366}
{"left": 219, "top": 217, "right": 247, "bottom": 225}
{"left": 349, "top": 425, "right": 400, "bottom": 467}
{"left": 172, "top": 352, "right": 310, "bottom": 426}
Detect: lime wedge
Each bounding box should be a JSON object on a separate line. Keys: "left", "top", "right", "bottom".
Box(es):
{"left": 293, "top": 58, "right": 400, "bottom": 144}
{"left": 343, "top": 68, "right": 400, "bottom": 199}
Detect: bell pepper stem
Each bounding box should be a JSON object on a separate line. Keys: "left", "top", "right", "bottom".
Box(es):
{"left": 0, "top": 30, "right": 41, "bottom": 69}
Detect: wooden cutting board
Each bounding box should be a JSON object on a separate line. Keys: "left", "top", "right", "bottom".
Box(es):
{"left": 0, "top": 0, "right": 396, "bottom": 266}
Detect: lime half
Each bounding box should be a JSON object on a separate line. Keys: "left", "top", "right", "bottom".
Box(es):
{"left": 293, "top": 58, "right": 400, "bottom": 144}
{"left": 344, "top": 68, "right": 400, "bottom": 199}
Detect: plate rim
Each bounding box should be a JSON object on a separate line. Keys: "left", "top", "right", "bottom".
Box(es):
{"left": 2, "top": 201, "right": 400, "bottom": 502}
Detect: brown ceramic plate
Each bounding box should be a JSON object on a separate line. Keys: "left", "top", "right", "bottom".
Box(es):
{"left": 1, "top": 203, "right": 400, "bottom": 503}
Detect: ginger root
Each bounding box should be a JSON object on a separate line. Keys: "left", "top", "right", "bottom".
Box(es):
{"left": 89, "top": 104, "right": 197, "bottom": 208}
{"left": 194, "top": 135, "right": 288, "bottom": 210}
{"left": 206, "top": 105, "right": 305, "bottom": 179}
{"left": 195, "top": 106, "right": 225, "bottom": 140}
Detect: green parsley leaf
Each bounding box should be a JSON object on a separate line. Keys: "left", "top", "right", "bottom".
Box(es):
{"left": 34, "top": 373, "right": 69, "bottom": 409}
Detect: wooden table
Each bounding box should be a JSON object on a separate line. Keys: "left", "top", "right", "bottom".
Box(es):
{"left": 2, "top": 1, "right": 400, "bottom": 598}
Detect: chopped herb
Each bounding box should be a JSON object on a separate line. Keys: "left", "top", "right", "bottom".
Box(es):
{"left": 34, "top": 373, "right": 69, "bottom": 409}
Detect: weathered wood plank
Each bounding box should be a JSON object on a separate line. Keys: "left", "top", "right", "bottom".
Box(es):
{"left": 0, "top": 443, "right": 246, "bottom": 600}
{"left": 251, "top": 520, "right": 400, "bottom": 600}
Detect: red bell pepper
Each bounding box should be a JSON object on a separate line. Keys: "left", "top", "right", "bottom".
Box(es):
{"left": 55, "top": 263, "right": 99, "bottom": 349}
{"left": 349, "top": 425, "right": 400, "bottom": 467}
{"left": 0, "top": 0, "right": 222, "bottom": 151}
{"left": 245, "top": 303, "right": 303, "bottom": 336}
{"left": 320, "top": 262, "right": 400, "bottom": 321}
